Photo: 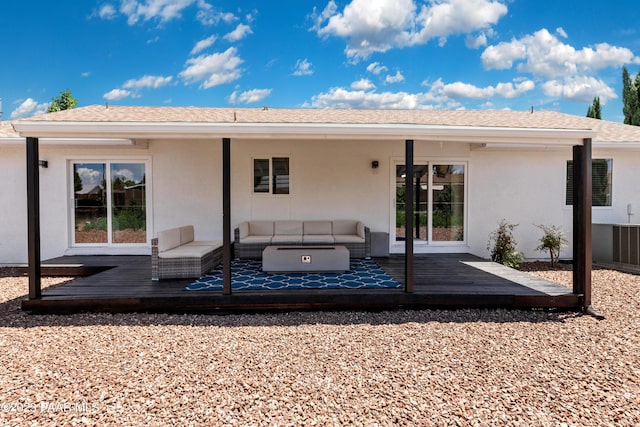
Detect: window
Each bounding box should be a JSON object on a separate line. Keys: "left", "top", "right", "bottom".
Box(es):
{"left": 566, "top": 159, "right": 612, "bottom": 206}
{"left": 394, "top": 162, "right": 466, "bottom": 243}
{"left": 73, "top": 161, "right": 148, "bottom": 245}
{"left": 253, "top": 157, "right": 290, "bottom": 194}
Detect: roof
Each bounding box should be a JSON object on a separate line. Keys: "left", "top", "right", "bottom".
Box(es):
{"left": 8, "top": 105, "right": 640, "bottom": 144}
{"left": 0, "top": 120, "right": 19, "bottom": 139}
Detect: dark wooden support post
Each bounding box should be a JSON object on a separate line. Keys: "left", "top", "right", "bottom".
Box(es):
{"left": 26, "top": 137, "right": 42, "bottom": 299}
{"left": 405, "top": 139, "right": 414, "bottom": 293}
{"left": 572, "top": 138, "right": 592, "bottom": 309}
{"left": 222, "top": 137, "right": 232, "bottom": 295}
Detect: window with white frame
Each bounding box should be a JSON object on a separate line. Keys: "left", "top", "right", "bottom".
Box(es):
{"left": 566, "top": 158, "right": 612, "bottom": 206}
{"left": 253, "top": 157, "right": 290, "bottom": 194}
{"left": 72, "top": 161, "right": 148, "bottom": 245}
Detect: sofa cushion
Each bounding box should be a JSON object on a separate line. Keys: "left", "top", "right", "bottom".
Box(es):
{"left": 272, "top": 234, "right": 303, "bottom": 244}
{"left": 186, "top": 240, "right": 222, "bottom": 248}
{"left": 303, "top": 235, "right": 335, "bottom": 244}
{"left": 332, "top": 220, "right": 358, "bottom": 236}
{"left": 238, "top": 222, "right": 249, "bottom": 239}
{"left": 159, "top": 244, "right": 213, "bottom": 259}
{"left": 304, "top": 221, "right": 332, "bottom": 235}
{"left": 180, "top": 225, "right": 195, "bottom": 245}
{"left": 157, "top": 227, "right": 181, "bottom": 252}
{"left": 333, "top": 234, "right": 365, "bottom": 244}
{"left": 249, "top": 221, "right": 274, "bottom": 236}
{"left": 274, "top": 220, "right": 303, "bottom": 235}
{"left": 241, "top": 235, "right": 273, "bottom": 244}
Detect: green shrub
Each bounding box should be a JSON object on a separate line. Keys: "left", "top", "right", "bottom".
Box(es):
{"left": 487, "top": 219, "right": 524, "bottom": 268}
{"left": 535, "top": 224, "right": 568, "bottom": 267}
{"left": 113, "top": 208, "right": 146, "bottom": 231}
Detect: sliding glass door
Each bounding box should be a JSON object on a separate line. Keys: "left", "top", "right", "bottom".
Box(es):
{"left": 394, "top": 162, "right": 466, "bottom": 245}
{"left": 73, "top": 162, "right": 147, "bottom": 245}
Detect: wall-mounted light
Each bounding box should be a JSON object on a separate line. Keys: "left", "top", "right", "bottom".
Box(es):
{"left": 39, "top": 160, "right": 48, "bottom": 168}
{"left": 371, "top": 160, "right": 379, "bottom": 169}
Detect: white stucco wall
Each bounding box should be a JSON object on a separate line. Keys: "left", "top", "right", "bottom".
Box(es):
{"left": 0, "top": 147, "right": 28, "bottom": 264}
{"left": 2, "top": 138, "right": 640, "bottom": 264}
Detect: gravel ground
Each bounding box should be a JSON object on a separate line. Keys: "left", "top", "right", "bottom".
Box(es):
{"left": 0, "top": 264, "right": 638, "bottom": 426}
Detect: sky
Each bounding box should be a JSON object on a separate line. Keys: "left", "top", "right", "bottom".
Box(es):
{"left": 2, "top": 0, "right": 640, "bottom": 123}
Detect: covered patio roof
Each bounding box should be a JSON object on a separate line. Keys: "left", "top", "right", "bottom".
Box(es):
{"left": 10, "top": 105, "right": 610, "bottom": 145}
{"left": 10, "top": 105, "right": 607, "bottom": 313}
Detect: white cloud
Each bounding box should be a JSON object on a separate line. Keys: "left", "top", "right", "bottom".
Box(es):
{"left": 556, "top": 27, "right": 568, "bottom": 39}
{"left": 307, "top": 84, "right": 461, "bottom": 110}
{"left": 190, "top": 35, "right": 217, "bottom": 55}
{"left": 112, "top": 168, "right": 136, "bottom": 182}
{"left": 99, "top": 0, "right": 238, "bottom": 28}
{"left": 10, "top": 98, "right": 49, "bottom": 119}
{"left": 223, "top": 23, "right": 252, "bottom": 42}
{"left": 313, "top": 0, "right": 507, "bottom": 59}
{"left": 103, "top": 89, "right": 132, "bottom": 100}
{"left": 81, "top": 71, "right": 91, "bottom": 77}
{"left": 98, "top": 4, "right": 117, "bottom": 19}
{"left": 541, "top": 76, "right": 617, "bottom": 104}
{"left": 439, "top": 79, "right": 535, "bottom": 99}
{"left": 228, "top": 88, "right": 272, "bottom": 104}
{"left": 385, "top": 71, "right": 404, "bottom": 84}
{"left": 307, "top": 76, "right": 537, "bottom": 110}
{"left": 351, "top": 78, "right": 376, "bottom": 90}
{"left": 366, "top": 62, "right": 388, "bottom": 75}
{"left": 119, "top": 0, "right": 196, "bottom": 25}
{"left": 179, "top": 47, "right": 243, "bottom": 88}
{"left": 481, "top": 28, "right": 640, "bottom": 78}
{"left": 76, "top": 167, "right": 104, "bottom": 188}
{"left": 196, "top": 0, "right": 237, "bottom": 25}
{"left": 123, "top": 75, "right": 173, "bottom": 89}
{"left": 293, "top": 59, "right": 313, "bottom": 76}
{"left": 465, "top": 30, "right": 494, "bottom": 49}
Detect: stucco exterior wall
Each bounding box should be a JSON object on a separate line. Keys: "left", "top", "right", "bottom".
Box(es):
{"left": 2, "top": 138, "right": 640, "bottom": 264}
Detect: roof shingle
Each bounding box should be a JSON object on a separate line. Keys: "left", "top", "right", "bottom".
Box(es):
{"left": 12, "top": 105, "right": 640, "bottom": 143}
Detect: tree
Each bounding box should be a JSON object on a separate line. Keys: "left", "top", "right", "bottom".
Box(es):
{"left": 487, "top": 219, "right": 524, "bottom": 268}
{"left": 622, "top": 67, "right": 640, "bottom": 126}
{"left": 535, "top": 224, "right": 568, "bottom": 267}
{"left": 586, "top": 96, "right": 601, "bottom": 119}
{"left": 47, "top": 89, "right": 77, "bottom": 113}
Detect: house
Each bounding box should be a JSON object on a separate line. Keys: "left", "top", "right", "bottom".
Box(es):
{"left": 3, "top": 105, "right": 640, "bottom": 311}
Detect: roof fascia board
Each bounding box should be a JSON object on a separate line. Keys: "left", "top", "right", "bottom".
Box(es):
{"left": 0, "top": 137, "right": 137, "bottom": 147}
{"left": 13, "top": 121, "right": 596, "bottom": 145}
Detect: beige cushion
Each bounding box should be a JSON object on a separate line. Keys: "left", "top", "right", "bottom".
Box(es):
{"left": 186, "top": 240, "right": 222, "bottom": 248}
{"left": 304, "top": 221, "right": 332, "bottom": 235}
{"left": 333, "top": 235, "right": 365, "bottom": 244}
{"left": 180, "top": 225, "right": 195, "bottom": 245}
{"left": 332, "top": 220, "right": 358, "bottom": 235}
{"left": 249, "top": 221, "right": 274, "bottom": 236}
{"left": 357, "top": 222, "right": 365, "bottom": 238}
{"left": 240, "top": 235, "right": 273, "bottom": 244}
{"left": 274, "top": 221, "right": 303, "bottom": 235}
{"left": 159, "top": 244, "right": 212, "bottom": 259}
{"left": 157, "top": 227, "right": 181, "bottom": 252}
{"left": 238, "top": 222, "right": 249, "bottom": 239}
{"left": 272, "top": 234, "right": 303, "bottom": 244}
{"left": 303, "top": 235, "right": 335, "bottom": 244}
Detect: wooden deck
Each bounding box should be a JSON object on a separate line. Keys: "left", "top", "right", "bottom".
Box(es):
{"left": 20, "top": 254, "right": 581, "bottom": 314}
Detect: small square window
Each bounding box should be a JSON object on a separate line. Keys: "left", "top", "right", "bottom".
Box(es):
{"left": 253, "top": 157, "right": 289, "bottom": 195}
{"left": 566, "top": 159, "right": 612, "bottom": 206}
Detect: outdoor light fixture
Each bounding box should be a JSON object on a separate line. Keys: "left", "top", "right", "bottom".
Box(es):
{"left": 38, "top": 160, "right": 48, "bottom": 168}
{"left": 371, "top": 160, "right": 379, "bottom": 169}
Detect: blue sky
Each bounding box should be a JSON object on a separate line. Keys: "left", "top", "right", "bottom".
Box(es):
{"left": 2, "top": 0, "right": 640, "bottom": 122}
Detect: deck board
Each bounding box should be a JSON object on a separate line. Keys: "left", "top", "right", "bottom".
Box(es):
{"left": 20, "top": 254, "right": 581, "bottom": 313}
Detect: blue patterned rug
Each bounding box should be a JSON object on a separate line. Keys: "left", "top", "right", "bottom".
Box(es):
{"left": 185, "top": 259, "right": 401, "bottom": 291}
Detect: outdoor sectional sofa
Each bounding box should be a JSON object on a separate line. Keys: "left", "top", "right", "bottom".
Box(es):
{"left": 151, "top": 225, "right": 222, "bottom": 280}
{"left": 234, "top": 220, "right": 371, "bottom": 259}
